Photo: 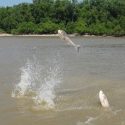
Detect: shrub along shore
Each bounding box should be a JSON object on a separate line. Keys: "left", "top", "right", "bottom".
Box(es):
{"left": 0, "top": 0, "right": 125, "bottom": 36}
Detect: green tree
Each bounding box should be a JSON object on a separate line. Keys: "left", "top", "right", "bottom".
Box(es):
{"left": 75, "top": 18, "right": 87, "bottom": 34}
{"left": 12, "top": 22, "right": 37, "bottom": 34}
{"left": 36, "top": 20, "right": 59, "bottom": 34}
{"left": 0, "top": 0, "right": 125, "bottom": 35}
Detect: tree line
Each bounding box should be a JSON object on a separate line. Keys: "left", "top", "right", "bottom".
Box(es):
{"left": 0, "top": 0, "right": 125, "bottom": 36}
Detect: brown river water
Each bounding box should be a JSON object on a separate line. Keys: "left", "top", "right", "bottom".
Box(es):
{"left": 0, "top": 36, "right": 125, "bottom": 125}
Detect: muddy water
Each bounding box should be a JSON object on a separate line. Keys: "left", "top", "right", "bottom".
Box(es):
{"left": 0, "top": 36, "right": 125, "bottom": 125}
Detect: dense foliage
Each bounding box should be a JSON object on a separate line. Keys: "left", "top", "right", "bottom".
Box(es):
{"left": 0, "top": 0, "right": 125, "bottom": 36}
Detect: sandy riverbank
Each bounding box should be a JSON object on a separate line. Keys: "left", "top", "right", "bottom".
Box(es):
{"left": 0, "top": 33, "right": 124, "bottom": 38}
{"left": 0, "top": 33, "right": 58, "bottom": 37}
{"left": 0, "top": 33, "right": 13, "bottom": 36}
{"left": 0, "top": 33, "right": 81, "bottom": 38}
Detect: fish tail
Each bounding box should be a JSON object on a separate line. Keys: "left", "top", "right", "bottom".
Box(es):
{"left": 75, "top": 45, "right": 80, "bottom": 52}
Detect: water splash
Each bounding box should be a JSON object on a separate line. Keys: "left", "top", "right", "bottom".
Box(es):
{"left": 12, "top": 57, "right": 42, "bottom": 98}
{"left": 12, "top": 56, "right": 63, "bottom": 110}
{"left": 33, "top": 62, "right": 62, "bottom": 109}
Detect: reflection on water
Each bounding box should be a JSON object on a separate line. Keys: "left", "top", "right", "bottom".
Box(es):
{"left": 0, "top": 36, "right": 125, "bottom": 125}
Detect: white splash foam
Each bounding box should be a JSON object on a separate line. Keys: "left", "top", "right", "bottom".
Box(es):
{"left": 84, "top": 116, "right": 98, "bottom": 124}
{"left": 77, "top": 116, "right": 98, "bottom": 125}
{"left": 12, "top": 57, "right": 42, "bottom": 98}
{"left": 33, "top": 61, "right": 62, "bottom": 109}
{"left": 12, "top": 56, "right": 63, "bottom": 110}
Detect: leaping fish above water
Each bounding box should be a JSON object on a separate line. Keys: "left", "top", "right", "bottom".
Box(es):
{"left": 99, "top": 90, "right": 110, "bottom": 108}
{"left": 58, "top": 30, "right": 80, "bottom": 52}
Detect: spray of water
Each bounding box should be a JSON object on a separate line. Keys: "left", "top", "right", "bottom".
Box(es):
{"left": 33, "top": 62, "right": 62, "bottom": 109}
{"left": 12, "top": 56, "right": 63, "bottom": 110}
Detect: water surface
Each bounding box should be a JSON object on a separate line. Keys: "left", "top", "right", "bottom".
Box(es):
{"left": 0, "top": 36, "right": 125, "bottom": 125}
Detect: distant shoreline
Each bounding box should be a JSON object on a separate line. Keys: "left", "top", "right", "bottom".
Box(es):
{"left": 0, "top": 33, "right": 125, "bottom": 38}
{"left": 0, "top": 33, "right": 59, "bottom": 37}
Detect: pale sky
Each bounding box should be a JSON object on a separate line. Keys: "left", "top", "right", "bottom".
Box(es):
{"left": 0, "top": 0, "right": 33, "bottom": 7}
{"left": 0, "top": 0, "right": 82, "bottom": 7}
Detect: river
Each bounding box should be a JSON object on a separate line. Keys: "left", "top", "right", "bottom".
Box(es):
{"left": 0, "top": 36, "right": 125, "bottom": 125}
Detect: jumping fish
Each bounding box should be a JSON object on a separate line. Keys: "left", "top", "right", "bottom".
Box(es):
{"left": 99, "top": 90, "right": 110, "bottom": 108}
{"left": 58, "top": 30, "right": 80, "bottom": 52}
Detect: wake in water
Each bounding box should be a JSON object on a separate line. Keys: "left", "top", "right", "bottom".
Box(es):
{"left": 12, "top": 56, "right": 63, "bottom": 110}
